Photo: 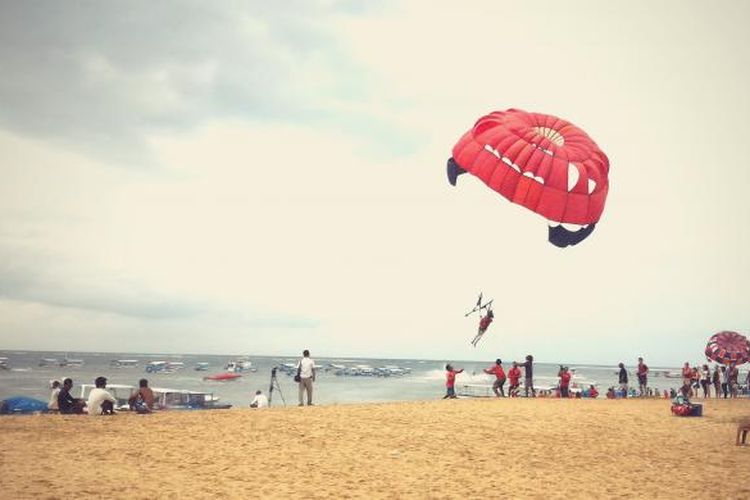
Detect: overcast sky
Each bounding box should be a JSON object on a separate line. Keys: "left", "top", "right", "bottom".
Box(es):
{"left": 1, "top": 1, "right": 748, "bottom": 366}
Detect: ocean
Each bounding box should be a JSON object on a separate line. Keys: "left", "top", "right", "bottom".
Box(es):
{"left": 0, "top": 350, "right": 704, "bottom": 408}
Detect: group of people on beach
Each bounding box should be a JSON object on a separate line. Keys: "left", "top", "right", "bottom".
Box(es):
{"left": 444, "top": 355, "right": 537, "bottom": 399}
{"left": 678, "top": 361, "right": 746, "bottom": 399}
{"left": 47, "top": 377, "right": 154, "bottom": 415}
{"left": 444, "top": 355, "right": 750, "bottom": 400}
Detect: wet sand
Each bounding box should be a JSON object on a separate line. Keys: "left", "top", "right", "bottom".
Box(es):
{"left": 1, "top": 398, "right": 749, "bottom": 499}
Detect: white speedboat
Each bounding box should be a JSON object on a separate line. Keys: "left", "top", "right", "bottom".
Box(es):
{"left": 110, "top": 359, "right": 139, "bottom": 368}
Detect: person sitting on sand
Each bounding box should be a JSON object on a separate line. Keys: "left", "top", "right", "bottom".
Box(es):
{"left": 58, "top": 378, "right": 86, "bottom": 414}
{"left": 48, "top": 380, "right": 61, "bottom": 411}
{"left": 589, "top": 385, "right": 599, "bottom": 398}
{"left": 250, "top": 390, "right": 269, "bottom": 408}
{"left": 129, "top": 378, "right": 155, "bottom": 413}
{"left": 87, "top": 376, "right": 117, "bottom": 415}
{"left": 483, "top": 358, "right": 506, "bottom": 397}
{"left": 508, "top": 362, "right": 521, "bottom": 397}
{"left": 606, "top": 387, "right": 615, "bottom": 399}
{"left": 443, "top": 364, "right": 463, "bottom": 399}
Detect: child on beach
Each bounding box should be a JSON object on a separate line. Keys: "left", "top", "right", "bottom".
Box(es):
{"left": 443, "top": 364, "right": 463, "bottom": 399}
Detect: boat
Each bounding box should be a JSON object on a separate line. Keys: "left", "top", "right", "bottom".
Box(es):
{"left": 225, "top": 357, "right": 255, "bottom": 373}
{"left": 0, "top": 357, "right": 9, "bottom": 370}
{"left": 110, "top": 359, "right": 139, "bottom": 368}
{"left": 38, "top": 358, "right": 59, "bottom": 367}
{"left": 374, "top": 365, "right": 411, "bottom": 377}
{"left": 145, "top": 361, "right": 184, "bottom": 373}
{"left": 152, "top": 387, "right": 231, "bottom": 410}
{"left": 203, "top": 372, "right": 242, "bottom": 382}
{"left": 194, "top": 362, "right": 210, "bottom": 371}
{"left": 59, "top": 358, "right": 84, "bottom": 368}
{"left": 78, "top": 384, "right": 231, "bottom": 411}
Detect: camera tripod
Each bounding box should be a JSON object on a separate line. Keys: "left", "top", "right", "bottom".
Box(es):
{"left": 268, "top": 366, "right": 286, "bottom": 407}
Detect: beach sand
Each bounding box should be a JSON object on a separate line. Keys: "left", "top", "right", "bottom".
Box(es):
{"left": 1, "top": 398, "right": 749, "bottom": 499}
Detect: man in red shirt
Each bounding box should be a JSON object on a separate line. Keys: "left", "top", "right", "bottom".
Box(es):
{"left": 443, "top": 364, "right": 464, "bottom": 399}
{"left": 637, "top": 357, "right": 649, "bottom": 397}
{"left": 483, "top": 359, "right": 506, "bottom": 397}
{"left": 558, "top": 366, "right": 572, "bottom": 398}
{"left": 507, "top": 362, "right": 521, "bottom": 397}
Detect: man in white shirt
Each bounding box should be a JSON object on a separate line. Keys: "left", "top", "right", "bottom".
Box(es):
{"left": 297, "top": 349, "right": 316, "bottom": 406}
{"left": 250, "top": 390, "right": 269, "bottom": 408}
{"left": 87, "top": 376, "right": 117, "bottom": 415}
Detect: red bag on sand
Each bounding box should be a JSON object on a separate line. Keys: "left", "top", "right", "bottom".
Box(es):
{"left": 671, "top": 404, "right": 690, "bottom": 416}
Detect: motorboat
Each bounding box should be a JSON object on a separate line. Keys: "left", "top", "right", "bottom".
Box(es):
{"left": 59, "top": 358, "right": 84, "bottom": 368}
{"left": 145, "top": 361, "right": 184, "bottom": 373}
{"left": 0, "top": 357, "right": 9, "bottom": 370}
{"left": 110, "top": 359, "right": 139, "bottom": 368}
{"left": 225, "top": 357, "right": 255, "bottom": 373}
{"left": 38, "top": 358, "right": 59, "bottom": 367}
{"left": 78, "top": 384, "right": 231, "bottom": 411}
{"left": 194, "top": 362, "right": 210, "bottom": 371}
{"left": 203, "top": 372, "right": 242, "bottom": 382}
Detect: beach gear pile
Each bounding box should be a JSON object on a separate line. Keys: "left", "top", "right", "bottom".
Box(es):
{"left": 670, "top": 394, "right": 702, "bottom": 417}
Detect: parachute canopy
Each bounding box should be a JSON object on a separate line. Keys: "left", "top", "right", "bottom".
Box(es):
{"left": 447, "top": 109, "right": 609, "bottom": 247}
{"left": 705, "top": 331, "right": 750, "bottom": 366}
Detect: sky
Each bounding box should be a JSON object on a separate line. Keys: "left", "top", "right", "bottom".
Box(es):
{"left": 1, "top": 1, "right": 749, "bottom": 366}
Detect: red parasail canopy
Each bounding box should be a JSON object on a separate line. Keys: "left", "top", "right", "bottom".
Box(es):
{"left": 447, "top": 109, "right": 609, "bottom": 247}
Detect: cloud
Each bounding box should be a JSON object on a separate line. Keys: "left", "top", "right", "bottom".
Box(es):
{"left": 0, "top": 1, "right": 413, "bottom": 165}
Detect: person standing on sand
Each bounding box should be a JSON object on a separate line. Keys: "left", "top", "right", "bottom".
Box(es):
{"left": 720, "top": 366, "right": 729, "bottom": 398}
{"left": 443, "top": 364, "right": 463, "bottom": 399}
{"left": 508, "top": 362, "right": 521, "bottom": 397}
{"left": 636, "top": 357, "right": 649, "bottom": 397}
{"left": 700, "top": 364, "right": 711, "bottom": 398}
{"left": 296, "top": 350, "right": 316, "bottom": 406}
{"left": 483, "top": 359, "right": 506, "bottom": 397}
{"left": 617, "top": 363, "right": 628, "bottom": 398}
{"left": 518, "top": 355, "right": 535, "bottom": 397}
{"left": 558, "top": 366, "right": 571, "bottom": 398}
{"left": 729, "top": 363, "right": 739, "bottom": 398}
{"left": 712, "top": 365, "right": 721, "bottom": 398}
{"left": 681, "top": 362, "right": 693, "bottom": 397}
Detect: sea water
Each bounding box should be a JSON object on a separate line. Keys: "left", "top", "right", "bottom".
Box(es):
{"left": 0, "top": 350, "right": 699, "bottom": 408}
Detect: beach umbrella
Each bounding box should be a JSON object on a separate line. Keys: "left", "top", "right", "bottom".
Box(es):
{"left": 704, "top": 331, "right": 750, "bottom": 365}
{"left": 447, "top": 109, "right": 609, "bottom": 247}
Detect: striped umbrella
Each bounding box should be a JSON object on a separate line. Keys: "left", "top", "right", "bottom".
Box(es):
{"left": 705, "top": 331, "right": 750, "bottom": 365}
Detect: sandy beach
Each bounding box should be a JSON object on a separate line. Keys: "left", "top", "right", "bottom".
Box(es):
{"left": 1, "top": 398, "right": 749, "bottom": 499}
